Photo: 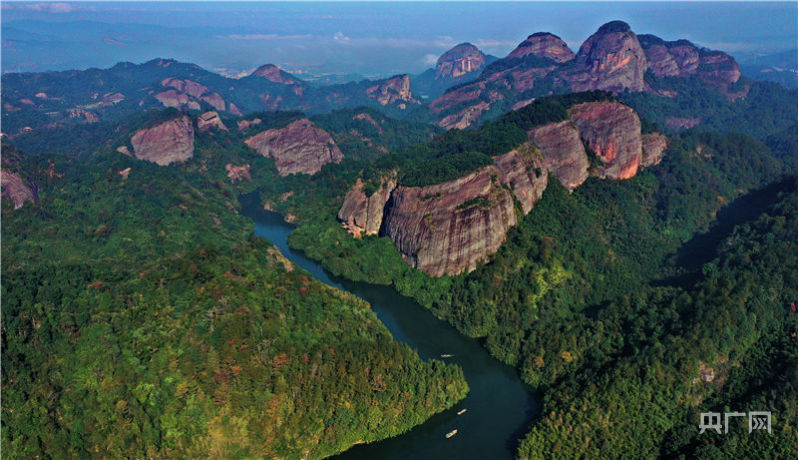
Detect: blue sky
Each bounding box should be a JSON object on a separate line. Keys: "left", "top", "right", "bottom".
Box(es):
{"left": 3, "top": 2, "right": 796, "bottom": 77}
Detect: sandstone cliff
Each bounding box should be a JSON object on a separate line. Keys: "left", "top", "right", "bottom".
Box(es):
{"left": 1, "top": 170, "right": 38, "bottom": 209}
{"left": 436, "top": 43, "right": 488, "bottom": 79}
{"left": 156, "top": 77, "right": 240, "bottom": 114}
{"left": 1, "top": 149, "right": 39, "bottom": 210}
{"left": 527, "top": 121, "right": 589, "bottom": 190}
{"left": 338, "top": 176, "right": 397, "bottom": 237}
{"left": 563, "top": 21, "right": 648, "bottom": 93}
{"left": 244, "top": 118, "right": 343, "bottom": 176}
{"left": 251, "top": 64, "right": 306, "bottom": 96}
{"left": 638, "top": 35, "right": 741, "bottom": 87}
{"left": 569, "top": 101, "right": 642, "bottom": 179}
{"left": 382, "top": 167, "right": 518, "bottom": 277}
{"left": 366, "top": 75, "right": 419, "bottom": 108}
{"left": 641, "top": 133, "right": 668, "bottom": 167}
{"left": 196, "top": 111, "right": 227, "bottom": 132}
{"left": 338, "top": 143, "right": 549, "bottom": 276}
{"left": 507, "top": 32, "right": 575, "bottom": 63}
{"left": 130, "top": 115, "right": 195, "bottom": 166}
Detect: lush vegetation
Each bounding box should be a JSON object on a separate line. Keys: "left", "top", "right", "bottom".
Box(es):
{"left": 1, "top": 140, "right": 468, "bottom": 458}
{"left": 621, "top": 78, "right": 798, "bottom": 140}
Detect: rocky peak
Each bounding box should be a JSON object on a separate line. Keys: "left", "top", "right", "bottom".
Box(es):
{"left": 130, "top": 115, "right": 195, "bottom": 166}
{"left": 567, "top": 21, "right": 648, "bottom": 92}
{"left": 366, "top": 75, "right": 419, "bottom": 108}
{"left": 252, "top": 64, "right": 303, "bottom": 85}
{"left": 244, "top": 118, "right": 343, "bottom": 176}
{"left": 638, "top": 34, "right": 740, "bottom": 85}
{"left": 435, "top": 43, "right": 488, "bottom": 79}
{"left": 196, "top": 111, "right": 227, "bottom": 133}
{"left": 507, "top": 32, "right": 575, "bottom": 63}
{"left": 156, "top": 77, "right": 229, "bottom": 113}
{"left": 597, "top": 20, "right": 632, "bottom": 34}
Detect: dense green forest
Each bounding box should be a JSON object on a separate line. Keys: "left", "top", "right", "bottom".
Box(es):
{"left": 5, "top": 77, "right": 798, "bottom": 458}
{"left": 621, "top": 78, "right": 798, "bottom": 140}
{"left": 1, "top": 142, "right": 468, "bottom": 458}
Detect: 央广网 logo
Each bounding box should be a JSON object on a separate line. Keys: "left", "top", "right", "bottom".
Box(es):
{"left": 699, "top": 411, "right": 771, "bottom": 434}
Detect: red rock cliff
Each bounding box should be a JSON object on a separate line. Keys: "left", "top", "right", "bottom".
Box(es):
{"left": 569, "top": 101, "right": 642, "bottom": 180}
{"left": 436, "top": 43, "right": 488, "bottom": 79}
{"left": 130, "top": 116, "right": 195, "bottom": 166}
{"left": 564, "top": 21, "right": 648, "bottom": 92}
{"left": 507, "top": 32, "right": 575, "bottom": 63}
{"left": 338, "top": 176, "right": 397, "bottom": 236}
{"left": 381, "top": 167, "right": 518, "bottom": 277}
{"left": 244, "top": 118, "right": 343, "bottom": 176}
{"left": 528, "top": 120, "right": 589, "bottom": 190}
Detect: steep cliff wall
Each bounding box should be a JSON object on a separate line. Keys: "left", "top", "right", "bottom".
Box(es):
{"left": 130, "top": 115, "right": 195, "bottom": 166}
{"left": 381, "top": 167, "right": 518, "bottom": 277}
{"left": 569, "top": 101, "right": 642, "bottom": 180}
{"left": 338, "top": 176, "right": 397, "bottom": 237}
{"left": 527, "top": 121, "right": 589, "bottom": 190}
{"left": 245, "top": 118, "right": 343, "bottom": 176}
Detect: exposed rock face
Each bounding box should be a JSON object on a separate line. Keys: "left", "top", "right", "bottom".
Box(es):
{"left": 366, "top": 75, "right": 419, "bottom": 107}
{"left": 382, "top": 167, "right": 518, "bottom": 277}
{"left": 337, "top": 176, "right": 396, "bottom": 236}
{"left": 130, "top": 116, "right": 195, "bottom": 166}
{"left": 695, "top": 51, "right": 742, "bottom": 87}
{"left": 1, "top": 171, "right": 38, "bottom": 209}
{"left": 244, "top": 118, "right": 343, "bottom": 176}
{"left": 492, "top": 144, "right": 548, "bottom": 214}
{"left": 638, "top": 35, "right": 699, "bottom": 78}
{"left": 641, "top": 133, "right": 668, "bottom": 168}
{"left": 339, "top": 143, "right": 549, "bottom": 276}
{"left": 528, "top": 121, "right": 589, "bottom": 190}
{"left": 225, "top": 164, "right": 251, "bottom": 182}
{"left": 564, "top": 21, "right": 648, "bottom": 92}
{"left": 156, "top": 78, "right": 229, "bottom": 112}
{"left": 1, "top": 151, "right": 39, "bottom": 210}
{"left": 436, "top": 43, "right": 488, "bottom": 79}
{"left": 251, "top": 64, "right": 306, "bottom": 95}
{"left": 155, "top": 89, "right": 201, "bottom": 111}
{"left": 638, "top": 35, "right": 741, "bottom": 86}
{"left": 507, "top": 32, "right": 575, "bottom": 63}
{"left": 569, "top": 101, "right": 642, "bottom": 180}
{"left": 196, "top": 111, "right": 227, "bottom": 132}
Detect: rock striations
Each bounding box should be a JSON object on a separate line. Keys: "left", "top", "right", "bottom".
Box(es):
{"left": 130, "top": 115, "right": 195, "bottom": 166}
{"left": 569, "top": 101, "right": 642, "bottom": 180}
{"left": 245, "top": 118, "right": 343, "bottom": 176}
{"left": 339, "top": 101, "right": 665, "bottom": 277}
{"left": 436, "top": 43, "right": 489, "bottom": 79}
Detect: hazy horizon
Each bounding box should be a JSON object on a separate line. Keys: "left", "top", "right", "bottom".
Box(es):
{"left": 3, "top": 2, "right": 796, "bottom": 79}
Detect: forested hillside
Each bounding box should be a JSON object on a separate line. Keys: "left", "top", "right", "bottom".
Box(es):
{"left": 1, "top": 142, "right": 467, "bottom": 458}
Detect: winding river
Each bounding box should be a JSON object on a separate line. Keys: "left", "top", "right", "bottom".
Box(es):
{"left": 241, "top": 194, "right": 539, "bottom": 459}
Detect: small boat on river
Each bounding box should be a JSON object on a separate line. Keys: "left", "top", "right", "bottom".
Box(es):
{"left": 440, "top": 354, "right": 454, "bottom": 358}
{"left": 445, "top": 429, "right": 458, "bottom": 439}
{"left": 457, "top": 409, "right": 467, "bottom": 415}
